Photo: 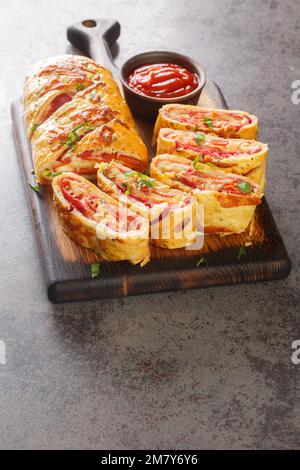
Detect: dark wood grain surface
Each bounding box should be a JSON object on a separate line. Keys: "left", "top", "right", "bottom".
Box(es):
{"left": 11, "top": 80, "right": 291, "bottom": 303}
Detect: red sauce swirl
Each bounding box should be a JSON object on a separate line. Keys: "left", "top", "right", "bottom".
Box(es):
{"left": 126, "top": 63, "right": 198, "bottom": 99}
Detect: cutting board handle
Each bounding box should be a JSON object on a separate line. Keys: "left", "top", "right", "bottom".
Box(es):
{"left": 67, "top": 18, "right": 120, "bottom": 80}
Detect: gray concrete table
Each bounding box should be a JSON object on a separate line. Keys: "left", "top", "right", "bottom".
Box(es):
{"left": 0, "top": 0, "right": 299, "bottom": 449}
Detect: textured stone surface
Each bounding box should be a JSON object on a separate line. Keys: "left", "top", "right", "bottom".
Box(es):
{"left": 0, "top": 0, "right": 299, "bottom": 449}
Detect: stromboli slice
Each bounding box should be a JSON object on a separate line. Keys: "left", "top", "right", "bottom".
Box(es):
{"left": 52, "top": 173, "right": 150, "bottom": 266}
{"left": 31, "top": 99, "right": 117, "bottom": 183}
{"left": 96, "top": 161, "right": 197, "bottom": 249}
{"left": 24, "top": 55, "right": 111, "bottom": 138}
{"left": 157, "top": 128, "right": 268, "bottom": 190}
{"left": 57, "top": 119, "right": 148, "bottom": 178}
{"left": 32, "top": 103, "right": 147, "bottom": 183}
{"left": 150, "top": 154, "right": 261, "bottom": 235}
{"left": 24, "top": 55, "right": 148, "bottom": 182}
{"left": 153, "top": 104, "right": 258, "bottom": 143}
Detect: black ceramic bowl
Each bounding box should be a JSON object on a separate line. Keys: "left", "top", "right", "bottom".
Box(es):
{"left": 120, "top": 51, "right": 206, "bottom": 122}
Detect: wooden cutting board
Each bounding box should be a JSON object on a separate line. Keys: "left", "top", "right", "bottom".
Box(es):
{"left": 11, "top": 77, "right": 291, "bottom": 303}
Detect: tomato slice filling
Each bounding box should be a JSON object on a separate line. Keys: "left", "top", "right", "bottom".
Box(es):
{"left": 61, "top": 178, "right": 97, "bottom": 219}
{"left": 51, "top": 151, "right": 144, "bottom": 176}
{"left": 154, "top": 156, "right": 257, "bottom": 196}
{"left": 175, "top": 140, "right": 240, "bottom": 160}
{"left": 88, "top": 152, "right": 145, "bottom": 171}
{"left": 102, "top": 162, "right": 192, "bottom": 209}
{"left": 179, "top": 169, "right": 254, "bottom": 194}
{"left": 166, "top": 108, "right": 252, "bottom": 132}
{"left": 60, "top": 177, "right": 141, "bottom": 231}
{"left": 113, "top": 178, "right": 152, "bottom": 207}
{"left": 162, "top": 130, "right": 263, "bottom": 162}
{"left": 42, "top": 93, "right": 72, "bottom": 121}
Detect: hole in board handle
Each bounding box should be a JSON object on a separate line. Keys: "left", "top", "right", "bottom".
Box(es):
{"left": 82, "top": 20, "right": 97, "bottom": 28}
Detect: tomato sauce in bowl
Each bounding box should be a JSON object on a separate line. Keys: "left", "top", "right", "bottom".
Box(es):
{"left": 126, "top": 63, "right": 199, "bottom": 99}
{"left": 120, "top": 50, "right": 206, "bottom": 121}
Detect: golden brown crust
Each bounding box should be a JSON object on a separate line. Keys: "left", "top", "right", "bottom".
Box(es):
{"left": 52, "top": 173, "right": 100, "bottom": 251}
{"left": 24, "top": 55, "right": 109, "bottom": 137}
{"left": 156, "top": 128, "right": 268, "bottom": 192}
{"left": 65, "top": 119, "right": 148, "bottom": 173}
{"left": 52, "top": 172, "right": 150, "bottom": 266}
{"left": 24, "top": 55, "right": 148, "bottom": 183}
{"left": 78, "top": 80, "right": 136, "bottom": 129}
{"left": 153, "top": 104, "right": 258, "bottom": 144}
{"left": 32, "top": 100, "right": 117, "bottom": 183}
{"left": 96, "top": 161, "right": 197, "bottom": 249}
{"left": 53, "top": 191, "right": 99, "bottom": 250}
{"left": 150, "top": 154, "right": 261, "bottom": 235}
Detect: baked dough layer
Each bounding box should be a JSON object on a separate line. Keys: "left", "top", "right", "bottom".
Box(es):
{"left": 157, "top": 128, "right": 268, "bottom": 191}
{"left": 96, "top": 161, "right": 197, "bottom": 249}
{"left": 24, "top": 55, "right": 148, "bottom": 183}
{"left": 150, "top": 154, "right": 262, "bottom": 235}
{"left": 52, "top": 172, "right": 150, "bottom": 265}
{"left": 153, "top": 104, "right": 258, "bottom": 144}
{"left": 24, "top": 55, "right": 111, "bottom": 137}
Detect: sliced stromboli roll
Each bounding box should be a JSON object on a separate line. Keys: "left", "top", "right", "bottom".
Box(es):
{"left": 150, "top": 154, "right": 262, "bottom": 235}
{"left": 24, "top": 55, "right": 148, "bottom": 182}
{"left": 31, "top": 99, "right": 116, "bottom": 183}
{"left": 96, "top": 161, "right": 197, "bottom": 249}
{"left": 33, "top": 105, "right": 148, "bottom": 184}
{"left": 24, "top": 55, "right": 111, "bottom": 138}
{"left": 52, "top": 173, "right": 150, "bottom": 266}
{"left": 153, "top": 104, "right": 258, "bottom": 144}
{"left": 157, "top": 128, "right": 268, "bottom": 190}
{"left": 58, "top": 119, "right": 148, "bottom": 177}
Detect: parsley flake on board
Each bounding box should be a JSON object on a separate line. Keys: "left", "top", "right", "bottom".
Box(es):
{"left": 196, "top": 257, "right": 208, "bottom": 268}
{"left": 237, "top": 247, "right": 247, "bottom": 261}
{"left": 28, "top": 181, "right": 39, "bottom": 192}
{"left": 90, "top": 263, "right": 101, "bottom": 278}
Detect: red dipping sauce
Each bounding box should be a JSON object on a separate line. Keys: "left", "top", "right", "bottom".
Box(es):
{"left": 126, "top": 63, "right": 199, "bottom": 99}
